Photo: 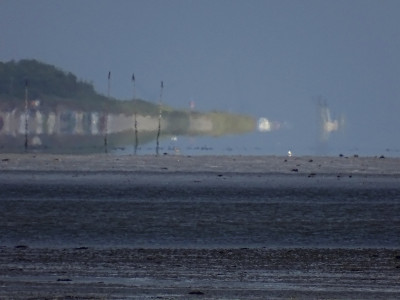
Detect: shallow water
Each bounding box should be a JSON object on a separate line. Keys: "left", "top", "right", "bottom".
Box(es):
{"left": 1, "top": 173, "right": 399, "bottom": 249}
{"left": 114, "top": 133, "right": 400, "bottom": 157}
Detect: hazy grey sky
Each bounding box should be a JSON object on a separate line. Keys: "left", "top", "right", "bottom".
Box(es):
{"left": 1, "top": 0, "right": 400, "bottom": 154}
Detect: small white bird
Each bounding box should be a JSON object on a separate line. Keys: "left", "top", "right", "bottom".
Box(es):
{"left": 288, "top": 150, "right": 292, "bottom": 157}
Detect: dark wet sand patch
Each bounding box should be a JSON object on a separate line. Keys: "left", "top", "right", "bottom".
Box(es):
{"left": 1, "top": 247, "right": 400, "bottom": 299}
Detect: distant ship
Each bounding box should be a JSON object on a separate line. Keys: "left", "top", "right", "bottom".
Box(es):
{"left": 318, "top": 100, "right": 345, "bottom": 141}
{"left": 257, "top": 117, "right": 281, "bottom": 132}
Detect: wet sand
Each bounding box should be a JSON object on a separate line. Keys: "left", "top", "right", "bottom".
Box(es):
{"left": 1, "top": 153, "right": 400, "bottom": 175}
{"left": 1, "top": 247, "right": 400, "bottom": 299}
{"left": 1, "top": 153, "right": 400, "bottom": 299}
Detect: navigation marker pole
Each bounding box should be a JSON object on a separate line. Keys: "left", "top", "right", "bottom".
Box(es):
{"left": 132, "top": 73, "right": 136, "bottom": 100}
{"left": 132, "top": 73, "right": 138, "bottom": 155}
{"left": 134, "top": 112, "right": 139, "bottom": 155}
{"left": 24, "top": 79, "right": 29, "bottom": 152}
{"left": 156, "top": 81, "right": 163, "bottom": 156}
{"left": 104, "top": 71, "right": 110, "bottom": 154}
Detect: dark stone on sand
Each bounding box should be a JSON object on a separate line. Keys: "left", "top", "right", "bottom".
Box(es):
{"left": 291, "top": 168, "right": 298, "bottom": 172}
{"left": 189, "top": 290, "right": 204, "bottom": 295}
{"left": 15, "top": 245, "right": 28, "bottom": 249}
{"left": 57, "top": 278, "right": 72, "bottom": 282}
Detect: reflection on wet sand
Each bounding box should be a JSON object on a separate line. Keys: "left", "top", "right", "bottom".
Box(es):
{"left": 0, "top": 104, "right": 255, "bottom": 153}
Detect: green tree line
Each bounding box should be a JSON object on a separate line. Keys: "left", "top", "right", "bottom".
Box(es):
{"left": 0, "top": 59, "right": 255, "bottom": 136}
{"left": 0, "top": 59, "right": 159, "bottom": 114}
{"left": 0, "top": 59, "right": 95, "bottom": 99}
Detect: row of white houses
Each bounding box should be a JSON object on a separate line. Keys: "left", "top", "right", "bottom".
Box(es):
{"left": 0, "top": 108, "right": 214, "bottom": 138}
{"left": 0, "top": 109, "right": 109, "bottom": 136}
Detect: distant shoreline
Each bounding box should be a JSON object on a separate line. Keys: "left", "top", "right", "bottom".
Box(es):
{"left": 1, "top": 153, "right": 400, "bottom": 176}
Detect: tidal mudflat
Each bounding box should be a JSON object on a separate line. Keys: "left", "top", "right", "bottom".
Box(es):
{"left": 0, "top": 154, "right": 399, "bottom": 299}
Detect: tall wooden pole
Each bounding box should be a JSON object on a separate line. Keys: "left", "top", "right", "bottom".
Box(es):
{"left": 104, "top": 71, "right": 110, "bottom": 153}
{"left": 24, "top": 79, "right": 29, "bottom": 152}
{"left": 132, "top": 73, "right": 139, "bottom": 155}
{"left": 134, "top": 112, "right": 138, "bottom": 155}
{"left": 156, "top": 81, "right": 163, "bottom": 156}
{"left": 132, "top": 73, "right": 136, "bottom": 100}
